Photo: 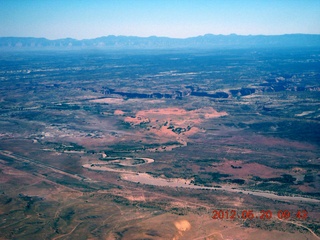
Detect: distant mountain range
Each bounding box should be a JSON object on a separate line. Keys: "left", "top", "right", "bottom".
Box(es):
{"left": 0, "top": 34, "right": 319, "bottom": 50}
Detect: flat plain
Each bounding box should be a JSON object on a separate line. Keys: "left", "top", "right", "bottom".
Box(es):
{"left": 0, "top": 48, "right": 319, "bottom": 239}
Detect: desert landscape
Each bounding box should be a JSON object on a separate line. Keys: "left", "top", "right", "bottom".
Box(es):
{"left": 0, "top": 48, "right": 319, "bottom": 239}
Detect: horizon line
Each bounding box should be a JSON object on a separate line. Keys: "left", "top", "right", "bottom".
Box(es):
{"left": 1, "top": 33, "right": 320, "bottom": 41}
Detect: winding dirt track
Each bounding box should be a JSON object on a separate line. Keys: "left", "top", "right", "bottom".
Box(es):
{"left": 83, "top": 157, "right": 320, "bottom": 204}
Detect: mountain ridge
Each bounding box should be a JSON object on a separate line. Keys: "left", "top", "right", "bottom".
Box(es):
{"left": 1, "top": 34, "right": 320, "bottom": 50}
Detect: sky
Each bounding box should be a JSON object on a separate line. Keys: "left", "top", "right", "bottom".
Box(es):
{"left": 0, "top": 0, "right": 320, "bottom": 40}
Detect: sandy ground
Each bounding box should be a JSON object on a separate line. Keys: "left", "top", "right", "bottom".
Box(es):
{"left": 213, "top": 161, "right": 283, "bottom": 179}
{"left": 114, "top": 109, "right": 125, "bottom": 115}
{"left": 124, "top": 107, "right": 227, "bottom": 146}
{"left": 90, "top": 98, "right": 125, "bottom": 104}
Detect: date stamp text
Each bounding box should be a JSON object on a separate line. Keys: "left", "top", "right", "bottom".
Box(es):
{"left": 212, "top": 209, "right": 308, "bottom": 220}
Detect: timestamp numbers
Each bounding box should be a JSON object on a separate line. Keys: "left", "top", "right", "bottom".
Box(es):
{"left": 212, "top": 209, "right": 308, "bottom": 220}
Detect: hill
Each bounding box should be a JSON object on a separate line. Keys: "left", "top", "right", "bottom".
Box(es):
{"left": 1, "top": 34, "right": 320, "bottom": 50}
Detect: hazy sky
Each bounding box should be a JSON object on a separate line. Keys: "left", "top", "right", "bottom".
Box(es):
{"left": 1, "top": 0, "right": 320, "bottom": 39}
